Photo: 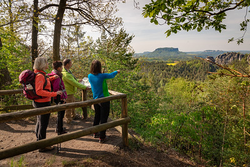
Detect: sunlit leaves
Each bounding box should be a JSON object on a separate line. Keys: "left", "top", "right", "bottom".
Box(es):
{"left": 143, "top": 0, "right": 249, "bottom": 42}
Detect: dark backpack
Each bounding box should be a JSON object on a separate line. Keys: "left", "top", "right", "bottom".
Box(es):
{"left": 19, "top": 70, "right": 47, "bottom": 100}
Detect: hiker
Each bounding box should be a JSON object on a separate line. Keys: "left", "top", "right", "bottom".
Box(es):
{"left": 48, "top": 61, "right": 67, "bottom": 135}
{"left": 62, "top": 59, "right": 88, "bottom": 124}
{"left": 88, "top": 60, "right": 120, "bottom": 143}
{"left": 33, "top": 57, "right": 63, "bottom": 152}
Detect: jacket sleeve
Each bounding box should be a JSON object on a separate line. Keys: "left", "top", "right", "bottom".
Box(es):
{"left": 103, "top": 71, "right": 118, "bottom": 79}
{"left": 63, "top": 73, "right": 86, "bottom": 89}
{"left": 35, "top": 74, "right": 57, "bottom": 97}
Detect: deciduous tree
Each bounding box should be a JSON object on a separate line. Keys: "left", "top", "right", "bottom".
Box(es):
{"left": 143, "top": 0, "right": 250, "bottom": 44}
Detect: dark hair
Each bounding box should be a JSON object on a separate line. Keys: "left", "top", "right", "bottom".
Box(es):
{"left": 63, "top": 59, "right": 71, "bottom": 66}
{"left": 52, "top": 61, "right": 63, "bottom": 70}
{"left": 90, "top": 60, "right": 102, "bottom": 74}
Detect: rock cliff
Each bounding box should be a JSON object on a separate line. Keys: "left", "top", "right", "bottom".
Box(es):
{"left": 215, "top": 52, "right": 247, "bottom": 65}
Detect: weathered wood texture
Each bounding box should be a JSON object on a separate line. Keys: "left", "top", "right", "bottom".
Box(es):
{"left": 0, "top": 117, "right": 131, "bottom": 160}
{"left": 121, "top": 97, "right": 128, "bottom": 146}
{"left": 0, "top": 89, "right": 22, "bottom": 95}
{"left": 81, "top": 89, "right": 88, "bottom": 119}
{"left": 0, "top": 94, "right": 126, "bottom": 123}
{"left": 0, "top": 89, "right": 130, "bottom": 158}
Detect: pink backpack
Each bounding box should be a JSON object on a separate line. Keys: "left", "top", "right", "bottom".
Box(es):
{"left": 19, "top": 70, "right": 47, "bottom": 100}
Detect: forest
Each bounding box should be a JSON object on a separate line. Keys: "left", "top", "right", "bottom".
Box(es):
{"left": 1, "top": 0, "right": 250, "bottom": 166}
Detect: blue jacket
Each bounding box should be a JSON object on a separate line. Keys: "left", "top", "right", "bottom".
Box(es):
{"left": 88, "top": 71, "right": 118, "bottom": 99}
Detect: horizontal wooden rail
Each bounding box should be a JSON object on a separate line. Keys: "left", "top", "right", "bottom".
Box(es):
{"left": 0, "top": 94, "right": 126, "bottom": 123}
{"left": 0, "top": 89, "right": 129, "bottom": 158}
{"left": 0, "top": 117, "right": 131, "bottom": 160}
{"left": 0, "top": 89, "right": 22, "bottom": 95}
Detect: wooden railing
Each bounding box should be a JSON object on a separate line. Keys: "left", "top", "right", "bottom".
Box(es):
{"left": 0, "top": 89, "right": 130, "bottom": 160}
{"left": 0, "top": 89, "right": 88, "bottom": 119}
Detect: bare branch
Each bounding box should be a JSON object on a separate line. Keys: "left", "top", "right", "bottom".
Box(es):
{"left": 38, "top": 4, "right": 59, "bottom": 12}
{"left": 193, "top": 0, "right": 245, "bottom": 16}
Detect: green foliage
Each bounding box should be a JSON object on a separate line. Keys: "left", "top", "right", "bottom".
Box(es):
{"left": 142, "top": 0, "right": 249, "bottom": 44}
{"left": 90, "top": 29, "right": 161, "bottom": 133}
{"left": 139, "top": 59, "right": 218, "bottom": 92}
{"left": 10, "top": 155, "right": 26, "bottom": 167}
{"left": 136, "top": 47, "right": 195, "bottom": 61}
{"left": 0, "top": 29, "right": 31, "bottom": 90}
{"left": 1, "top": 11, "right": 250, "bottom": 165}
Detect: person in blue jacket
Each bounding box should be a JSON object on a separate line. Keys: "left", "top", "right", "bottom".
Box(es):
{"left": 88, "top": 60, "right": 120, "bottom": 143}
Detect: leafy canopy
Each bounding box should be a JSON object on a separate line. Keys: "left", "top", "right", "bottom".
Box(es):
{"left": 142, "top": 0, "right": 250, "bottom": 44}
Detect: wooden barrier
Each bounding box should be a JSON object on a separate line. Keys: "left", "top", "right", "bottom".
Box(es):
{"left": 0, "top": 89, "right": 89, "bottom": 112}
{"left": 81, "top": 89, "right": 88, "bottom": 119}
{"left": 0, "top": 89, "right": 129, "bottom": 160}
{"left": 0, "top": 117, "right": 130, "bottom": 160}
{"left": 0, "top": 93, "right": 126, "bottom": 123}
{"left": 0, "top": 89, "right": 22, "bottom": 95}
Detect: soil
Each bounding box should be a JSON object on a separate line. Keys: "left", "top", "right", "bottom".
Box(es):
{"left": 0, "top": 115, "right": 201, "bottom": 167}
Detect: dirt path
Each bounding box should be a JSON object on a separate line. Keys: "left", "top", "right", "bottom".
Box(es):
{"left": 0, "top": 115, "right": 198, "bottom": 167}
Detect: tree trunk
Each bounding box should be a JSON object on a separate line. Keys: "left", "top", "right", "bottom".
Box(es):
{"left": 8, "top": 0, "right": 13, "bottom": 32}
{"left": 31, "top": 0, "right": 38, "bottom": 68}
{"left": 53, "top": 0, "right": 67, "bottom": 61}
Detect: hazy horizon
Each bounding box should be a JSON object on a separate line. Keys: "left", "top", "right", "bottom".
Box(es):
{"left": 85, "top": 0, "right": 250, "bottom": 53}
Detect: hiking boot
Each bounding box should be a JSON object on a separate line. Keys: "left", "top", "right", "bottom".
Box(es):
{"left": 55, "top": 127, "right": 66, "bottom": 133}
{"left": 39, "top": 146, "right": 55, "bottom": 152}
{"left": 73, "top": 114, "right": 82, "bottom": 120}
{"left": 93, "top": 133, "right": 100, "bottom": 138}
{"left": 58, "top": 130, "right": 67, "bottom": 135}
{"left": 99, "top": 138, "right": 106, "bottom": 143}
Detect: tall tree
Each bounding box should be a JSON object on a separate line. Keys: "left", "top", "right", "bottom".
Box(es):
{"left": 53, "top": 0, "right": 66, "bottom": 61}
{"left": 1, "top": 0, "right": 122, "bottom": 62}
{"left": 51, "top": 0, "right": 122, "bottom": 60}
{"left": 31, "top": 0, "right": 38, "bottom": 67}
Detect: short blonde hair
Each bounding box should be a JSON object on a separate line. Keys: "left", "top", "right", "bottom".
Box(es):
{"left": 33, "top": 57, "right": 48, "bottom": 71}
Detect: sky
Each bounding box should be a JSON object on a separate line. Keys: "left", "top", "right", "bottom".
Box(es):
{"left": 84, "top": 0, "right": 250, "bottom": 53}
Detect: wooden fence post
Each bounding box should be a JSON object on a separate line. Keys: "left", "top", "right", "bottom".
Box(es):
{"left": 121, "top": 96, "right": 128, "bottom": 147}
{"left": 81, "top": 89, "right": 87, "bottom": 119}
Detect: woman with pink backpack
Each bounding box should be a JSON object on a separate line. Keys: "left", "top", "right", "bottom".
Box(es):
{"left": 48, "top": 61, "right": 68, "bottom": 135}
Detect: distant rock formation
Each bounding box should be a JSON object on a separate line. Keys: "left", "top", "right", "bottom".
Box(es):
{"left": 154, "top": 47, "right": 179, "bottom": 52}
{"left": 206, "top": 56, "right": 215, "bottom": 63}
{"left": 204, "top": 50, "right": 223, "bottom": 53}
{"left": 215, "top": 52, "right": 247, "bottom": 65}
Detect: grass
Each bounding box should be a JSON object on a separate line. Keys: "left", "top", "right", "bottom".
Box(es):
{"left": 45, "top": 155, "right": 56, "bottom": 166}
{"left": 10, "top": 156, "right": 26, "bottom": 167}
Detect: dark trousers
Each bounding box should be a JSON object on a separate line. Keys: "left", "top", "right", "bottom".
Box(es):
{"left": 55, "top": 98, "right": 65, "bottom": 134}
{"left": 33, "top": 101, "right": 51, "bottom": 141}
{"left": 93, "top": 101, "right": 110, "bottom": 139}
